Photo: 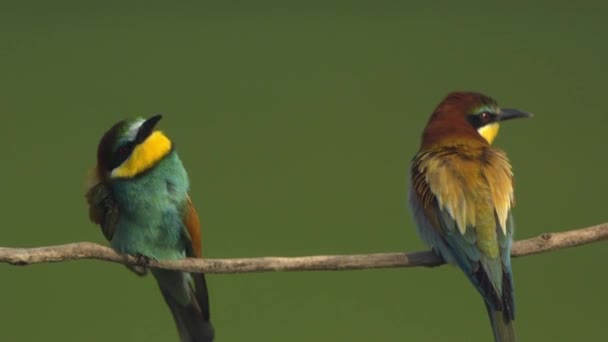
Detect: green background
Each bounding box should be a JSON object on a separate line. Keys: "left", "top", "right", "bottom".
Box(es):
{"left": 0, "top": 2, "right": 606, "bottom": 341}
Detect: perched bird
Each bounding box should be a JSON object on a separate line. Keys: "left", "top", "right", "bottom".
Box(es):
{"left": 409, "top": 92, "right": 531, "bottom": 341}
{"left": 85, "top": 115, "right": 214, "bottom": 342}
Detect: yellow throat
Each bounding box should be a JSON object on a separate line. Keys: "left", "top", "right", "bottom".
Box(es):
{"left": 111, "top": 131, "right": 172, "bottom": 178}
{"left": 477, "top": 123, "right": 500, "bottom": 144}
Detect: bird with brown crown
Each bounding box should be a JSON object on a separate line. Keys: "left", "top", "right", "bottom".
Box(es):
{"left": 409, "top": 92, "right": 531, "bottom": 342}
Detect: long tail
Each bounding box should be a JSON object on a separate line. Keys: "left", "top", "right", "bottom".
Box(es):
{"left": 485, "top": 302, "right": 516, "bottom": 342}
{"left": 156, "top": 270, "right": 214, "bottom": 342}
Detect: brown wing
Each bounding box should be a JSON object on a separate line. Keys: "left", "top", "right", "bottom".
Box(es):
{"left": 85, "top": 179, "right": 119, "bottom": 241}
{"left": 183, "top": 194, "right": 202, "bottom": 257}
{"left": 182, "top": 195, "right": 211, "bottom": 326}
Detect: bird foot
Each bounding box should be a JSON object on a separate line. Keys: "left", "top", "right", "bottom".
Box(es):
{"left": 124, "top": 253, "right": 152, "bottom": 277}
{"left": 126, "top": 264, "right": 148, "bottom": 276}
{"left": 135, "top": 253, "right": 151, "bottom": 267}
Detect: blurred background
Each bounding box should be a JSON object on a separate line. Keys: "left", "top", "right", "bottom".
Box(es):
{"left": 0, "top": 1, "right": 606, "bottom": 341}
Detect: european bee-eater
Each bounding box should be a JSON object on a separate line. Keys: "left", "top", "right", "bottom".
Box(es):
{"left": 85, "top": 115, "right": 214, "bottom": 342}
{"left": 409, "top": 92, "right": 531, "bottom": 342}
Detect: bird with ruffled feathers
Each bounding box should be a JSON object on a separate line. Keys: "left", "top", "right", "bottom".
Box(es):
{"left": 409, "top": 92, "right": 531, "bottom": 341}
{"left": 86, "top": 115, "right": 214, "bottom": 342}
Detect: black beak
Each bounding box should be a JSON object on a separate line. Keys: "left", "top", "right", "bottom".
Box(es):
{"left": 499, "top": 108, "right": 533, "bottom": 122}
{"left": 135, "top": 114, "right": 163, "bottom": 144}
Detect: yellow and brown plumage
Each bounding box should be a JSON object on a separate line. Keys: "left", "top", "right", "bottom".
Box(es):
{"left": 409, "top": 92, "right": 531, "bottom": 342}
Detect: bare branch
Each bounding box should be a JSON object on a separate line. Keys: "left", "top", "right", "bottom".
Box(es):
{"left": 1, "top": 223, "right": 606, "bottom": 274}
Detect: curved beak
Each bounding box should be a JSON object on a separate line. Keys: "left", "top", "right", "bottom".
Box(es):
{"left": 499, "top": 108, "right": 533, "bottom": 122}
{"left": 135, "top": 114, "right": 163, "bottom": 144}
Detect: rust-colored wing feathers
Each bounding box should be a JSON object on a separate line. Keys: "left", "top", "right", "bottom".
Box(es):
{"left": 183, "top": 194, "right": 202, "bottom": 258}
{"left": 85, "top": 168, "right": 119, "bottom": 241}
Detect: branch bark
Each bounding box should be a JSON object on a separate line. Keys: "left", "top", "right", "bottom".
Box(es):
{"left": 1, "top": 222, "right": 606, "bottom": 274}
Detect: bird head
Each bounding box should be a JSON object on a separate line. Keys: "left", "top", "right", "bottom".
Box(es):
{"left": 95, "top": 114, "right": 172, "bottom": 180}
{"left": 420, "top": 92, "right": 532, "bottom": 148}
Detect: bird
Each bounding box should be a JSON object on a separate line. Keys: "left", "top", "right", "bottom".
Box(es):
{"left": 409, "top": 92, "right": 531, "bottom": 342}
{"left": 85, "top": 114, "right": 214, "bottom": 342}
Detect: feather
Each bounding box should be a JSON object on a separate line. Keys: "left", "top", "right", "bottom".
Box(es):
{"left": 410, "top": 144, "right": 515, "bottom": 319}
{"left": 183, "top": 195, "right": 202, "bottom": 258}
{"left": 85, "top": 176, "right": 119, "bottom": 241}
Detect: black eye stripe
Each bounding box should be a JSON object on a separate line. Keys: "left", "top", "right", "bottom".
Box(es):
{"left": 107, "top": 141, "right": 135, "bottom": 171}
{"left": 467, "top": 112, "right": 497, "bottom": 129}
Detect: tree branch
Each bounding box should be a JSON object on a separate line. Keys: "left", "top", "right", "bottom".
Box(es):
{"left": 1, "top": 222, "right": 606, "bottom": 274}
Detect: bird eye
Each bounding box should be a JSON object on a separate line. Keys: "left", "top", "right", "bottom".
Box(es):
{"left": 118, "top": 143, "right": 134, "bottom": 156}
{"left": 480, "top": 112, "right": 490, "bottom": 121}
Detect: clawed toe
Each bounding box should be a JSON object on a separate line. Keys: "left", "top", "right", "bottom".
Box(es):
{"left": 135, "top": 253, "right": 151, "bottom": 267}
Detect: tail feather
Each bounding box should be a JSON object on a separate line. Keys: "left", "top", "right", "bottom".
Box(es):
{"left": 192, "top": 273, "right": 211, "bottom": 321}
{"left": 160, "top": 286, "right": 215, "bottom": 342}
{"left": 486, "top": 302, "right": 516, "bottom": 342}
{"left": 155, "top": 269, "right": 214, "bottom": 342}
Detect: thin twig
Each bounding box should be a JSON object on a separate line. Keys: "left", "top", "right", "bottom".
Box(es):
{"left": 0, "top": 223, "right": 606, "bottom": 274}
